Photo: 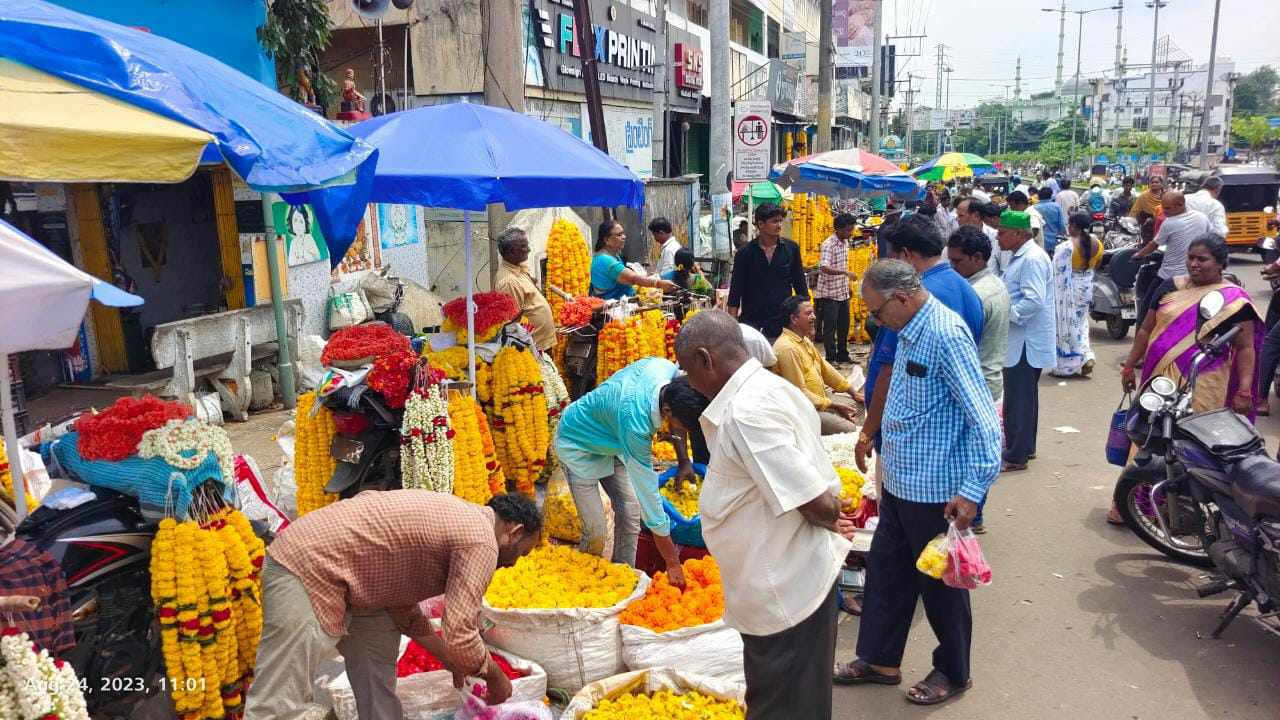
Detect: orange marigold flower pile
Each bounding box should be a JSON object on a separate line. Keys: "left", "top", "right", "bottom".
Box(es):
{"left": 619, "top": 556, "right": 724, "bottom": 632}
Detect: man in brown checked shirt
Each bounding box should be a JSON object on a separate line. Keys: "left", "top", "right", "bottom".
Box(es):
{"left": 243, "top": 491, "right": 542, "bottom": 720}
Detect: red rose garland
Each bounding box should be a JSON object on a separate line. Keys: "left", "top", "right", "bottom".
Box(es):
{"left": 75, "top": 395, "right": 192, "bottom": 461}
{"left": 441, "top": 292, "right": 519, "bottom": 334}
{"left": 320, "top": 323, "right": 411, "bottom": 366}
{"left": 366, "top": 348, "right": 418, "bottom": 409}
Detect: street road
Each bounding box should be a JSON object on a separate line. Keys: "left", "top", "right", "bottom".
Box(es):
{"left": 834, "top": 256, "right": 1280, "bottom": 719}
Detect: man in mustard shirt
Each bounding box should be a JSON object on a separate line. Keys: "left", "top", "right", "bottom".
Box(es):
{"left": 772, "top": 296, "right": 861, "bottom": 434}
{"left": 493, "top": 228, "right": 556, "bottom": 352}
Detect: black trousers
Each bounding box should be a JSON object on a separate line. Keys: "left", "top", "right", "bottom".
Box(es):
{"left": 815, "top": 297, "right": 851, "bottom": 361}
{"left": 1261, "top": 302, "right": 1280, "bottom": 400}
{"left": 742, "top": 583, "right": 838, "bottom": 720}
{"left": 1002, "top": 348, "right": 1041, "bottom": 464}
{"left": 855, "top": 491, "right": 972, "bottom": 686}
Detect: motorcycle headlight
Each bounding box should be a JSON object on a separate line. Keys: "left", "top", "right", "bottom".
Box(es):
{"left": 1149, "top": 376, "right": 1177, "bottom": 398}
{"left": 1138, "top": 392, "right": 1164, "bottom": 413}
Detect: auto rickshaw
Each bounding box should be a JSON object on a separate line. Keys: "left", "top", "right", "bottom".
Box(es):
{"left": 1186, "top": 167, "right": 1280, "bottom": 254}
{"left": 976, "top": 174, "right": 1010, "bottom": 199}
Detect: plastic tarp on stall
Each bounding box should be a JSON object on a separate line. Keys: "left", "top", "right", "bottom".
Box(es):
{"left": 0, "top": 0, "right": 376, "bottom": 194}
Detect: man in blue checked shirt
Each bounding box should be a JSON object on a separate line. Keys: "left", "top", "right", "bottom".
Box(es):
{"left": 834, "top": 259, "right": 1001, "bottom": 707}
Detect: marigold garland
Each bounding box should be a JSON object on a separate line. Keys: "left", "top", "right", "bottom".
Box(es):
{"left": 491, "top": 346, "right": 548, "bottom": 497}
{"left": 848, "top": 240, "right": 877, "bottom": 343}
{"left": 400, "top": 381, "right": 455, "bottom": 493}
{"left": 546, "top": 219, "right": 591, "bottom": 322}
{"left": 596, "top": 312, "right": 671, "bottom": 383}
{"left": 484, "top": 544, "right": 637, "bottom": 609}
{"left": 75, "top": 394, "right": 192, "bottom": 461}
{"left": 172, "top": 520, "right": 205, "bottom": 717}
{"left": 366, "top": 347, "right": 417, "bottom": 409}
{"left": 447, "top": 391, "right": 491, "bottom": 505}
{"left": 663, "top": 316, "right": 680, "bottom": 361}
{"left": 320, "top": 322, "right": 411, "bottom": 366}
{"left": 836, "top": 466, "right": 864, "bottom": 512}
{"left": 619, "top": 556, "right": 724, "bottom": 632}
{"left": 0, "top": 443, "right": 35, "bottom": 512}
{"left": 473, "top": 400, "right": 506, "bottom": 495}
{"left": 294, "top": 391, "right": 338, "bottom": 516}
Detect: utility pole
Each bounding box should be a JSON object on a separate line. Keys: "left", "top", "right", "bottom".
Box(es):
{"left": 1197, "top": 0, "right": 1221, "bottom": 169}
{"left": 1069, "top": 6, "right": 1117, "bottom": 172}
{"left": 653, "top": 0, "right": 668, "bottom": 176}
{"left": 1112, "top": 0, "right": 1124, "bottom": 151}
{"left": 482, "top": 0, "right": 525, "bottom": 283}
{"left": 1053, "top": 1, "right": 1067, "bottom": 95}
{"left": 816, "top": 0, "right": 834, "bottom": 151}
{"left": 1146, "top": 0, "right": 1168, "bottom": 138}
{"left": 709, "top": 0, "right": 730, "bottom": 251}
{"left": 904, "top": 84, "right": 915, "bottom": 160}
{"left": 1014, "top": 56, "right": 1022, "bottom": 101}
{"left": 944, "top": 66, "right": 952, "bottom": 151}
{"left": 869, "top": 0, "right": 883, "bottom": 153}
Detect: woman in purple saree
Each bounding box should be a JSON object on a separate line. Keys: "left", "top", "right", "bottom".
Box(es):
{"left": 1110, "top": 234, "right": 1262, "bottom": 523}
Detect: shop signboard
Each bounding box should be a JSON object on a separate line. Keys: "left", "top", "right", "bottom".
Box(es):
{"left": 527, "top": 0, "right": 659, "bottom": 104}
{"left": 734, "top": 100, "right": 773, "bottom": 182}
{"left": 670, "top": 36, "right": 704, "bottom": 112}
{"left": 834, "top": 0, "right": 875, "bottom": 69}
{"left": 768, "top": 60, "right": 800, "bottom": 117}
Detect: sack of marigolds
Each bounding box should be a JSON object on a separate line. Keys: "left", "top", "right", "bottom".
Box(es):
{"left": 327, "top": 637, "right": 547, "bottom": 720}
{"left": 541, "top": 474, "right": 616, "bottom": 560}
{"left": 482, "top": 544, "right": 650, "bottom": 693}
{"left": 618, "top": 556, "right": 744, "bottom": 683}
{"left": 559, "top": 667, "right": 746, "bottom": 720}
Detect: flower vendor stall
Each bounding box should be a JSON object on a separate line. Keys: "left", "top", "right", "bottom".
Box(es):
{"left": 560, "top": 668, "right": 746, "bottom": 720}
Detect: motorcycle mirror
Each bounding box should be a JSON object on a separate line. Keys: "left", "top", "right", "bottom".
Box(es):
{"left": 1198, "top": 289, "right": 1225, "bottom": 323}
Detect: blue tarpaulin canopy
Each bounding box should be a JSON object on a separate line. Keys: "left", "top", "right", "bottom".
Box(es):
{"left": 291, "top": 102, "right": 646, "bottom": 261}
{"left": 0, "top": 0, "right": 377, "bottom": 195}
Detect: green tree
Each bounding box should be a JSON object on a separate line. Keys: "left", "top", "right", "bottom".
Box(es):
{"left": 1233, "top": 66, "right": 1279, "bottom": 116}
{"left": 258, "top": 0, "right": 335, "bottom": 111}
{"left": 1231, "top": 115, "right": 1280, "bottom": 156}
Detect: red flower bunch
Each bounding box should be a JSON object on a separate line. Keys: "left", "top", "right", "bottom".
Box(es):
{"left": 442, "top": 292, "right": 519, "bottom": 333}
{"left": 75, "top": 395, "right": 192, "bottom": 461}
{"left": 395, "top": 639, "right": 527, "bottom": 680}
{"left": 365, "top": 348, "right": 418, "bottom": 409}
{"left": 321, "top": 323, "right": 411, "bottom": 366}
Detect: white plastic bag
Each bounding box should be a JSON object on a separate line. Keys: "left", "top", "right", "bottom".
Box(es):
{"left": 295, "top": 334, "right": 328, "bottom": 391}
{"left": 328, "top": 641, "right": 548, "bottom": 720}
{"left": 560, "top": 668, "right": 745, "bottom": 720}
{"left": 483, "top": 570, "right": 650, "bottom": 693}
{"left": 619, "top": 620, "right": 744, "bottom": 683}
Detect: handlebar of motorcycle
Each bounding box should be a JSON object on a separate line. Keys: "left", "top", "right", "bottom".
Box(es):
{"left": 1205, "top": 324, "right": 1241, "bottom": 354}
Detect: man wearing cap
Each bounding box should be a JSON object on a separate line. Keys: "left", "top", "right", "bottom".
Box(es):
{"left": 996, "top": 210, "right": 1055, "bottom": 472}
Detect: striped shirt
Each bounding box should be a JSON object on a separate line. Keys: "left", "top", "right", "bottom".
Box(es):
{"left": 268, "top": 490, "right": 499, "bottom": 675}
{"left": 880, "top": 297, "right": 1003, "bottom": 504}
{"left": 813, "top": 235, "right": 850, "bottom": 300}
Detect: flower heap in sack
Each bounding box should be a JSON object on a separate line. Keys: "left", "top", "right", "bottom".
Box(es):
{"left": 397, "top": 640, "right": 527, "bottom": 680}
{"left": 583, "top": 689, "right": 744, "bottom": 720}
{"left": 447, "top": 390, "right": 492, "bottom": 505}
{"left": 400, "top": 365, "right": 455, "bottom": 493}
{"left": 660, "top": 478, "right": 700, "bottom": 519}
{"left": 320, "top": 322, "right": 411, "bottom": 367}
{"left": 619, "top": 556, "right": 724, "bottom": 632}
{"left": 546, "top": 219, "right": 591, "bottom": 322}
{"left": 485, "top": 544, "right": 637, "bottom": 609}
{"left": 441, "top": 292, "right": 519, "bottom": 344}
{"left": 150, "top": 505, "right": 265, "bottom": 720}
{"left": 491, "top": 346, "right": 548, "bottom": 497}
{"left": 543, "top": 483, "right": 583, "bottom": 543}
{"left": 0, "top": 627, "right": 90, "bottom": 720}
{"left": 294, "top": 390, "right": 338, "bottom": 516}
{"left": 75, "top": 394, "right": 192, "bottom": 461}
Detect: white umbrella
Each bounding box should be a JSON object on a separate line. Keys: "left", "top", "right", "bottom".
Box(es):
{"left": 0, "top": 218, "right": 142, "bottom": 519}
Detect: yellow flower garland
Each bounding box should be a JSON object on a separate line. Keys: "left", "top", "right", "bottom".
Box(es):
{"left": 0, "top": 442, "right": 35, "bottom": 512}
{"left": 150, "top": 519, "right": 188, "bottom": 713}
{"left": 848, "top": 240, "right": 877, "bottom": 343}
{"left": 448, "top": 391, "right": 492, "bottom": 505}
{"left": 294, "top": 391, "right": 337, "bottom": 516}
{"left": 543, "top": 483, "right": 583, "bottom": 542}
{"left": 491, "top": 346, "right": 548, "bottom": 497}
{"left": 474, "top": 400, "right": 506, "bottom": 495}
{"left": 172, "top": 521, "right": 204, "bottom": 716}
{"left": 546, "top": 218, "right": 590, "bottom": 322}
{"left": 195, "top": 523, "right": 234, "bottom": 719}
{"left": 226, "top": 510, "right": 264, "bottom": 680}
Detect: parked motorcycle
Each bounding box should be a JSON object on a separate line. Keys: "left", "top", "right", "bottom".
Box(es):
{"left": 1114, "top": 289, "right": 1280, "bottom": 639}
{"left": 321, "top": 377, "right": 404, "bottom": 498}
{"left": 1102, "top": 215, "right": 1142, "bottom": 250}
{"left": 1090, "top": 244, "right": 1143, "bottom": 339}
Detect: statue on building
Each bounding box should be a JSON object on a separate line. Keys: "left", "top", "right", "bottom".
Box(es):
{"left": 341, "top": 68, "right": 367, "bottom": 115}
{"left": 295, "top": 63, "right": 317, "bottom": 108}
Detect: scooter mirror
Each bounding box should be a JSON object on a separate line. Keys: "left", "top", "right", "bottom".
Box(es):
{"left": 1198, "top": 289, "right": 1225, "bottom": 322}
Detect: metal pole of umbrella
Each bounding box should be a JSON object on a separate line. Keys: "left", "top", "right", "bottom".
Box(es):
{"left": 261, "top": 196, "right": 297, "bottom": 409}
{"left": 464, "top": 210, "right": 477, "bottom": 397}
{"left": 1, "top": 354, "right": 27, "bottom": 521}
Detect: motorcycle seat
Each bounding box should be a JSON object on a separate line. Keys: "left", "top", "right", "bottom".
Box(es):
{"left": 1230, "top": 454, "right": 1280, "bottom": 499}
{"left": 1107, "top": 247, "right": 1141, "bottom": 290}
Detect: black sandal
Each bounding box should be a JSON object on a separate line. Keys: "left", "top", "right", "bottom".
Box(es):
{"left": 833, "top": 659, "right": 901, "bottom": 686}
{"left": 837, "top": 590, "right": 862, "bottom": 617}
{"left": 905, "top": 669, "right": 971, "bottom": 706}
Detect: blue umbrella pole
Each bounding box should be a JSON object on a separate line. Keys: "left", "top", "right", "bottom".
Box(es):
{"left": 464, "top": 210, "right": 477, "bottom": 396}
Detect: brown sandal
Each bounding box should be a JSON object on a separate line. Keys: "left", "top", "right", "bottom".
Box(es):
{"left": 833, "top": 659, "right": 901, "bottom": 686}
{"left": 905, "top": 669, "right": 970, "bottom": 706}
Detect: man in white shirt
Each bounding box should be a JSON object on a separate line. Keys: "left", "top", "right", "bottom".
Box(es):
{"left": 1185, "top": 176, "right": 1229, "bottom": 238}
{"left": 651, "top": 217, "right": 681, "bottom": 276}
{"left": 674, "top": 310, "right": 854, "bottom": 720}
{"left": 1054, "top": 177, "right": 1080, "bottom": 218}
{"left": 1133, "top": 190, "right": 1210, "bottom": 322}
{"left": 738, "top": 322, "right": 777, "bottom": 368}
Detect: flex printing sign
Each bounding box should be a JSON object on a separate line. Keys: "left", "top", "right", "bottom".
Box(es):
{"left": 531, "top": 0, "right": 658, "bottom": 103}
{"left": 674, "top": 42, "right": 702, "bottom": 92}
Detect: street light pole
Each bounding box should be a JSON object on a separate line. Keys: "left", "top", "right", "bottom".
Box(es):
{"left": 1197, "top": 0, "right": 1221, "bottom": 169}
{"left": 1146, "top": 0, "right": 1168, "bottom": 139}
{"left": 1068, "top": 6, "right": 1120, "bottom": 172}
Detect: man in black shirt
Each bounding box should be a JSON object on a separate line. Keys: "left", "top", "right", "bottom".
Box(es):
{"left": 728, "top": 202, "right": 809, "bottom": 340}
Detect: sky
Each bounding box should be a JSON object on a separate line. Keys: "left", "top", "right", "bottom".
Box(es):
{"left": 880, "top": 0, "right": 1280, "bottom": 111}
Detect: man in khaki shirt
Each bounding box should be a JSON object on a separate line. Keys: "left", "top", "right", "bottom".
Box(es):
{"left": 771, "top": 296, "right": 861, "bottom": 434}
{"left": 493, "top": 228, "right": 555, "bottom": 352}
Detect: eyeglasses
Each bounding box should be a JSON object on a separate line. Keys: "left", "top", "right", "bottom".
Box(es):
{"left": 868, "top": 295, "right": 899, "bottom": 321}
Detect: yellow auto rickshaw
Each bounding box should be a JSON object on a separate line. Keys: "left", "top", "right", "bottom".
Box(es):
{"left": 1213, "top": 167, "right": 1280, "bottom": 253}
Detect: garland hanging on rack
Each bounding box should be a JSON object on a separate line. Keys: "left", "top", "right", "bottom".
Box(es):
{"left": 400, "top": 369, "right": 455, "bottom": 493}
{"left": 491, "top": 346, "right": 548, "bottom": 497}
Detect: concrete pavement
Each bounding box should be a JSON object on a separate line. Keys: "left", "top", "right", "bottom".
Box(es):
{"left": 833, "top": 257, "right": 1280, "bottom": 719}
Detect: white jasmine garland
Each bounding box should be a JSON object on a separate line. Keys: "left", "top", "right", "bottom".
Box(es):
{"left": 138, "top": 418, "right": 237, "bottom": 487}
{"left": 400, "top": 383, "right": 455, "bottom": 493}
{"left": 0, "top": 629, "right": 89, "bottom": 720}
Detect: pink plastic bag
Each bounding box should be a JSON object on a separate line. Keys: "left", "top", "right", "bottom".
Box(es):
{"left": 454, "top": 681, "right": 554, "bottom": 720}
{"left": 941, "top": 521, "right": 992, "bottom": 590}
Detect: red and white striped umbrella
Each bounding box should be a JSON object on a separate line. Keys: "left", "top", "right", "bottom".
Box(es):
{"left": 769, "top": 148, "right": 919, "bottom": 198}
{"left": 774, "top": 148, "right": 905, "bottom": 176}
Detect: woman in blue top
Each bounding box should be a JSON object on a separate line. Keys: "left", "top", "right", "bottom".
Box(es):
{"left": 554, "top": 358, "right": 708, "bottom": 587}
{"left": 591, "top": 220, "right": 678, "bottom": 299}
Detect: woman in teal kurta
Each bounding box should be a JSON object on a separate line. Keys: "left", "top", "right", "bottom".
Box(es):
{"left": 591, "top": 220, "right": 678, "bottom": 299}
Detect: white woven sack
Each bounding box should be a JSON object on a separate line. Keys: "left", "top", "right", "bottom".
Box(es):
{"left": 559, "top": 667, "right": 745, "bottom": 720}
{"left": 482, "top": 569, "right": 650, "bottom": 693}
{"left": 619, "top": 620, "right": 744, "bottom": 683}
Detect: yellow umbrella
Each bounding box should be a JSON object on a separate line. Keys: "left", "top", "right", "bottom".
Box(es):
{"left": 0, "top": 58, "right": 214, "bottom": 183}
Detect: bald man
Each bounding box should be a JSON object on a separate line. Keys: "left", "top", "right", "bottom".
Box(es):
{"left": 1133, "top": 189, "right": 1209, "bottom": 323}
